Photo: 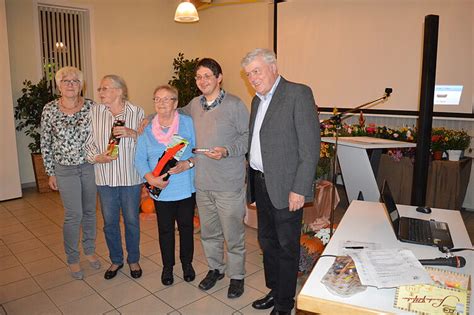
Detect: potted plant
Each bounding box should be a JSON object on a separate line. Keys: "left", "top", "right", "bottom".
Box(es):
{"left": 14, "top": 77, "right": 57, "bottom": 192}
{"left": 168, "top": 52, "right": 201, "bottom": 108}
{"left": 431, "top": 128, "right": 447, "bottom": 160}
{"left": 444, "top": 129, "right": 471, "bottom": 161}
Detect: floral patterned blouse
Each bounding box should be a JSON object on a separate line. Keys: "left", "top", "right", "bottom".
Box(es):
{"left": 40, "top": 98, "right": 95, "bottom": 176}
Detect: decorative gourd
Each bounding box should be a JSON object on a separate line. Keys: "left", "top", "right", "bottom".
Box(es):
{"left": 300, "top": 234, "right": 325, "bottom": 254}
{"left": 141, "top": 197, "right": 155, "bottom": 213}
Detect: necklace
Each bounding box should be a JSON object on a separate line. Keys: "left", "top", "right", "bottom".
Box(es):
{"left": 158, "top": 117, "right": 173, "bottom": 129}
{"left": 60, "top": 97, "right": 82, "bottom": 110}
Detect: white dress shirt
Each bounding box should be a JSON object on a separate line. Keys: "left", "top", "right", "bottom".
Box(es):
{"left": 249, "top": 76, "right": 281, "bottom": 172}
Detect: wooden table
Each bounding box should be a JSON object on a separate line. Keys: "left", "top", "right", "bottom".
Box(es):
{"left": 297, "top": 200, "right": 473, "bottom": 314}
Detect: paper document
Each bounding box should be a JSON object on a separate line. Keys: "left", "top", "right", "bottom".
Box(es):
{"left": 341, "top": 240, "right": 382, "bottom": 253}
{"left": 348, "top": 249, "right": 433, "bottom": 288}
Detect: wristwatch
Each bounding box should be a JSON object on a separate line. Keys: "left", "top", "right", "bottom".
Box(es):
{"left": 187, "top": 159, "right": 194, "bottom": 168}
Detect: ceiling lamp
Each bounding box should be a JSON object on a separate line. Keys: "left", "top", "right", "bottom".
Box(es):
{"left": 54, "top": 41, "right": 68, "bottom": 52}
{"left": 174, "top": 1, "right": 199, "bottom": 23}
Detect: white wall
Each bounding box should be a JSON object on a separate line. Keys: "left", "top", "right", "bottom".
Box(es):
{"left": 6, "top": 0, "right": 472, "bottom": 210}
{"left": 278, "top": 0, "right": 473, "bottom": 114}
{"left": 6, "top": 0, "right": 272, "bottom": 184}
{"left": 0, "top": 0, "right": 22, "bottom": 200}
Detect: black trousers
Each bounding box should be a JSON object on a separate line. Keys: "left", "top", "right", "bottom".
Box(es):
{"left": 154, "top": 194, "right": 195, "bottom": 268}
{"left": 254, "top": 172, "right": 303, "bottom": 312}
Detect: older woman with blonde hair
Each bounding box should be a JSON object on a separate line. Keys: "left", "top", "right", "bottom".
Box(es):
{"left": 41, "top": 66, "right": 100, "bottom": 280}
{"left": 85, "top": 74, "right": 144, "bottom": 279}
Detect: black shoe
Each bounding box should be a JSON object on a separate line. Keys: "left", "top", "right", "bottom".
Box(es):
{"left": 270, "top": 309, "right": 291, "bottom": 315}
{"left": 129, "top": 263, "right": 142, "bottom": 279}
{"left": 198, "top": 269, "right": 224, "bottom": 290}
{"left": 182, "top": 263, "right": 195, "bottom": 282}
{"left": 104, "top": 264, "right": 123, "bottom": 280}
{"left": 252, "top": 292, "right": 275, "bottom": 310}
{"left": 227, "top": 279, "right": 244, "bottom": 298}
{"left": 161, "top": 266, "right": 174, "bottom": 285}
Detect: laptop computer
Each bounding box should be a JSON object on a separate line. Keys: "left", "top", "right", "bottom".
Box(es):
{"left": 380, "top": 181, "right": 454, "bottom": 249}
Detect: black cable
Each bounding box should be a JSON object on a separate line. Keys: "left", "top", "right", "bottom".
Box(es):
{"left": 318, "top": 254, "right": 338, "bottom": 259}
{"left": 439, "top": 246, "right": 473, "bottom": 253}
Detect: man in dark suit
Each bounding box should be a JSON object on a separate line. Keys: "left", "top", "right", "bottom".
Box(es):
{"left": 242, "top": 48, "right": 320, "bottom": 315}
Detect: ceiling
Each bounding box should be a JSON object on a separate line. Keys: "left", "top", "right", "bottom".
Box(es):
{"left": 189, "top": 0, "right": 212, "bottom": 9}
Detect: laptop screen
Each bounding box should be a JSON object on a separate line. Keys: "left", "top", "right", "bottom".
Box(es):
{"left": 381, "top": 181, "right": 401, "bottom": 235}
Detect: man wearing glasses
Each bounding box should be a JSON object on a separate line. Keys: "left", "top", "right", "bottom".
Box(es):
{"left": 181, "top": 58, "right": 249, "bottom": 299}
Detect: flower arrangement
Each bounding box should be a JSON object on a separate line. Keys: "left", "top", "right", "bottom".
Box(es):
{"left": 314, "top": 227, "right": 332, "bottom": 245}
{"left": 444, "top": 129, "right": 471, "bottom": 151}
{"left": 316, "top": 142, "right": 333, "bottom": 179}
{"left": 431, "top": 128, "right": 447, "bottom": 152}
{"left": 320, "top": 114, "right": 418, "bottom": 162}
{"left": 320, "top": 120, "right": 416, "bottom": 143}
{"left": 319, "top": 112, "right": 472, "bottom": 161}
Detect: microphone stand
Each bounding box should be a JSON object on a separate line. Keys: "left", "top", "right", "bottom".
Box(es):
{"left": 324, "top": 88, "right": 393, "bottom": 238}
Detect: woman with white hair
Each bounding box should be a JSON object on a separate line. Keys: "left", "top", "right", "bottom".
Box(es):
{"left": 41, "top": 66, "right": 100, "bottom": 280}
{"left": 85, "top": 75, "right": 145, "bottom": 280}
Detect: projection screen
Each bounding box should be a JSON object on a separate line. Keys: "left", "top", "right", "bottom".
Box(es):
{"left": 277, "top": 0, "right": 473, "bottom": 115}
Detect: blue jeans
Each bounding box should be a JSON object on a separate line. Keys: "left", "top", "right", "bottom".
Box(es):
{"left": 97, "top": 184, "right": 141, "bottom": 264}
{"left": 55, "top": 163, "right": 97, "bottom": 264}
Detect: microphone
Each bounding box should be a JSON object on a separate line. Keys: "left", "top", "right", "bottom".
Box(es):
{"left": 419, "top": 256, "right": 466, "bottom": 268}
{"left": 384, "top": 87, "right": 393, "bottom": 99}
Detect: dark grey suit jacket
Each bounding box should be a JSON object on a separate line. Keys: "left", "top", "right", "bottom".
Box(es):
{"left": 247, "top": 77, "right": 320, "bottom": 209}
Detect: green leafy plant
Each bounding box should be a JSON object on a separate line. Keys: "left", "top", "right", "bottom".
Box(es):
{"left": 14, "top": 78, "right": 57, "bottom": 153}
{"left": 168, "top": 52, "right": 201, "bottom": 107}
{"left": 316, "top": 142, "right": 333, "bottom": 179}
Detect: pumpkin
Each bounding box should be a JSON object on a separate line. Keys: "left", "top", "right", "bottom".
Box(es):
{"left": 300, "top": 234, "right": 325, "bottom": 255}
{"left": 193, "top": 215, "right": 201, "bottom": 233}
{"left": 141, "top": 197, "right": 155, "bottom": 213}
{"left": 193, "top": 215, "right": 200, "bottom": 228}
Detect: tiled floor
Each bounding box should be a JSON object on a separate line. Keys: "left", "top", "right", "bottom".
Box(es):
{"left": 0, "top": 188, "right": 310, "bottom": 315}
{"left": 1, "top": 187, "right": 472, "bottom": 315}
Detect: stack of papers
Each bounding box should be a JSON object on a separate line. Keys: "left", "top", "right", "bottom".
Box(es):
{"left": 348, "top": 248, "right": 433, "bottom": 288}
